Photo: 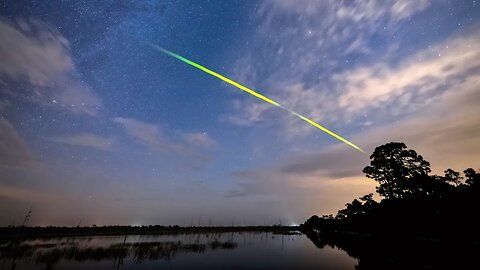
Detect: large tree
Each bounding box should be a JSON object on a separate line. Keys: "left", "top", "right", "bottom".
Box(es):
{"left": 363, "top": 142, "right": 431, "bottom": 199}
{"left": 464, "top": 168, "right": 480, "bottom": 187}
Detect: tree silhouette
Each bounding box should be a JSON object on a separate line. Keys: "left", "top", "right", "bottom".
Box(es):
{"left": 464, "top": 168, "right": 479, "bottom": 185}
{"left": 302, "top": 141, "right": 480, "bottom": 249}
{"left": 336, "top": 194, "right": 378, "bottom": 219}
{"left": 337, "top": 199, "right": 363, "bottom": 218}
{"left": 362, "top": 142, "right": 431, "bottom": 199}
{"left": 359, "top": 193, "right": 376, "bottom": 211}
{"left": 443, "top": 169, "right": 462, "bottom": 186}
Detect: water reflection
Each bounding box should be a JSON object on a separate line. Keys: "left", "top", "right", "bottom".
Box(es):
{"left": 4, "top": 230, "right": 477, "bottom": 269}
{"left": 304, "top": 230, "right": 480, "bottom": 270}
{"left": 0, "top": 232, "right": 358, "bottom": 270}
{"left": 1, "top": 237, "right": 237, "bottom": 269}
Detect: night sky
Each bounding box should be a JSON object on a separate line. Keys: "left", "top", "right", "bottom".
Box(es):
{"left": 1, "top": 0, "right": 479, "bottom": 226}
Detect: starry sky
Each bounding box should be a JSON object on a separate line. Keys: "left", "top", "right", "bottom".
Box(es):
{"left": 1, "top": 0, "right": 479, "bottom": 226}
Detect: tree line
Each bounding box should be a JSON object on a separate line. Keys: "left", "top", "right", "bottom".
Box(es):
{"left": 301, "top": 142, "right": 480, "bottom": 239}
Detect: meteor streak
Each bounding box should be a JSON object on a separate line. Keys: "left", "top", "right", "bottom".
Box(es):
{"left": 147, "top": 43, "right": 364, "bottom": 153}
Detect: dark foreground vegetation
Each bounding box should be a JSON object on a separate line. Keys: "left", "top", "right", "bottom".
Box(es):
{"left": 301, "top": 142, "right": 480, "bottom": 239}
{"left": 301, "top": 142, "right": 480, "bottom": 268}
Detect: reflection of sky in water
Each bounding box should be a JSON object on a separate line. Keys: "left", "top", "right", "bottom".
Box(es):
{"left": 1, "top": 232, "right": 357, "bottom": 269}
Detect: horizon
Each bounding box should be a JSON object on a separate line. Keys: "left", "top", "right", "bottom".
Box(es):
{"left": 1, "top": 0, "right": 480, "bottom": 227}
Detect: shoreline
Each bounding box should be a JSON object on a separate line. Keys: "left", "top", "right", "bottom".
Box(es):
{"left": 0, "top": 225, "right": 300, "bottom": 240}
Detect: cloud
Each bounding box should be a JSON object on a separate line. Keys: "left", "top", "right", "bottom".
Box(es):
{"left": 390, "top": 0, "right": 430, "bottom": 20}
{"left": 113, "top": 117, "right": 174, "bottom": 153}
{"left": 230, "top": 1, "right": 480, "bottom": 137}
{"left": 227, "top": 164, "right": 377, "bottom": 218}
{"left": 227, "top": 1, "right": 434, "bottom": 129}
{"left": 0, "top": 18, "right": 101, "bottom": 115}
{"left": 227, "top": 70, "right": 480, "bottom": 218}
{"left": 346, "top": 74, "right": 480, "bottom": 175}
{"left": 266, "top": 0, "right": 429, "bottom": 22}
{"left": 266, "top": 34, "right": 480, "bottom": 137}
{"left": 183, "top": 132, "right": 218, "bottom": 149}
{"left": 335, "top": 35, "right": 480, "bottom": 118}
{"left": 0, "top": 118, "right": 38, "bottom": 169}
{"left": 223, "top": 100, "right": 273, "bottom": 127}
{"left": 113, "top": 117, "right": 215, "bottom": 166}
{"left": 52, "top": 133, "right": 114, "bottom": 150}
{"left": 229, "top": 72, "right": 480, "bottom": 203}
{"left": 280, "top": 144, "right": 367, "bottom": 178}
{"left": 0, "top": 18, "right": 72, "bottom": 85}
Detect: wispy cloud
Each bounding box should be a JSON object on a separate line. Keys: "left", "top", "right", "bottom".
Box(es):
{"left": 265, "top": 0, "right": 429, "bottom": 22}
{"left": 229, "top": 1, "right": 479, "bottom": 140}
{"left": 52, "top": 133, "right": 115, "bottom": 151}
{"left": 264, "top": 34, "right": 480, "bottom": 137}
{"left": 0, "top": 118, "right": 38, "bottom": 169}
{"left": 183, "top": 132, "right": 218, "bottom": 149}
{"left": 390, "top": 0, "right": 430, "bottom": 20}
{"left": 0, "top": 18, "right": 102, "bottom": 115}
{"left": 113, "top": 117, "right": 216, "bottom": 166}
{"left": 336, "top": 35, "right": 480, "bottom": 118}
{"left": 227, "top": 164, "right": 376, "bottom": 218}
{"left": 113, "top": 117, "right": 178, "bottom": 153}
{"left": 226, "top": 57, "right": 480, "bottom": 218}
{"left": 228, "top": 72, "right": 480, "bottom": 205}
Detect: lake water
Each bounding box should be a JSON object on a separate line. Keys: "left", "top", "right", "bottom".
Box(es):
{"left": 0, "top": 232, "right": 358, "bottom": 270}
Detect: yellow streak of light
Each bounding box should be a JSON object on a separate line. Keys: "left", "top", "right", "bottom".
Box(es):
{"left": 146, "top": 43, "right": 364, "bottom": 153}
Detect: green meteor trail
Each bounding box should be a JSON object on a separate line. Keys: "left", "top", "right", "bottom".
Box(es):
{"left": 147, "top": 43, "right": 364, "bottom": 153}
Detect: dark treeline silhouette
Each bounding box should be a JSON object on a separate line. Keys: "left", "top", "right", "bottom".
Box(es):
{"left": 0, "top": 225, "right": 297, "bottom": 241}
{"left": 301, "top": 142, "right": 480, "bottom": 239}
{"left": 300, "top": 142, "right": 480, "bottom": 269}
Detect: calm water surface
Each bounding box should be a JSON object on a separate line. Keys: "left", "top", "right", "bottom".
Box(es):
{"left": 0, "top": 232, "right": 358, "bottom": 270}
